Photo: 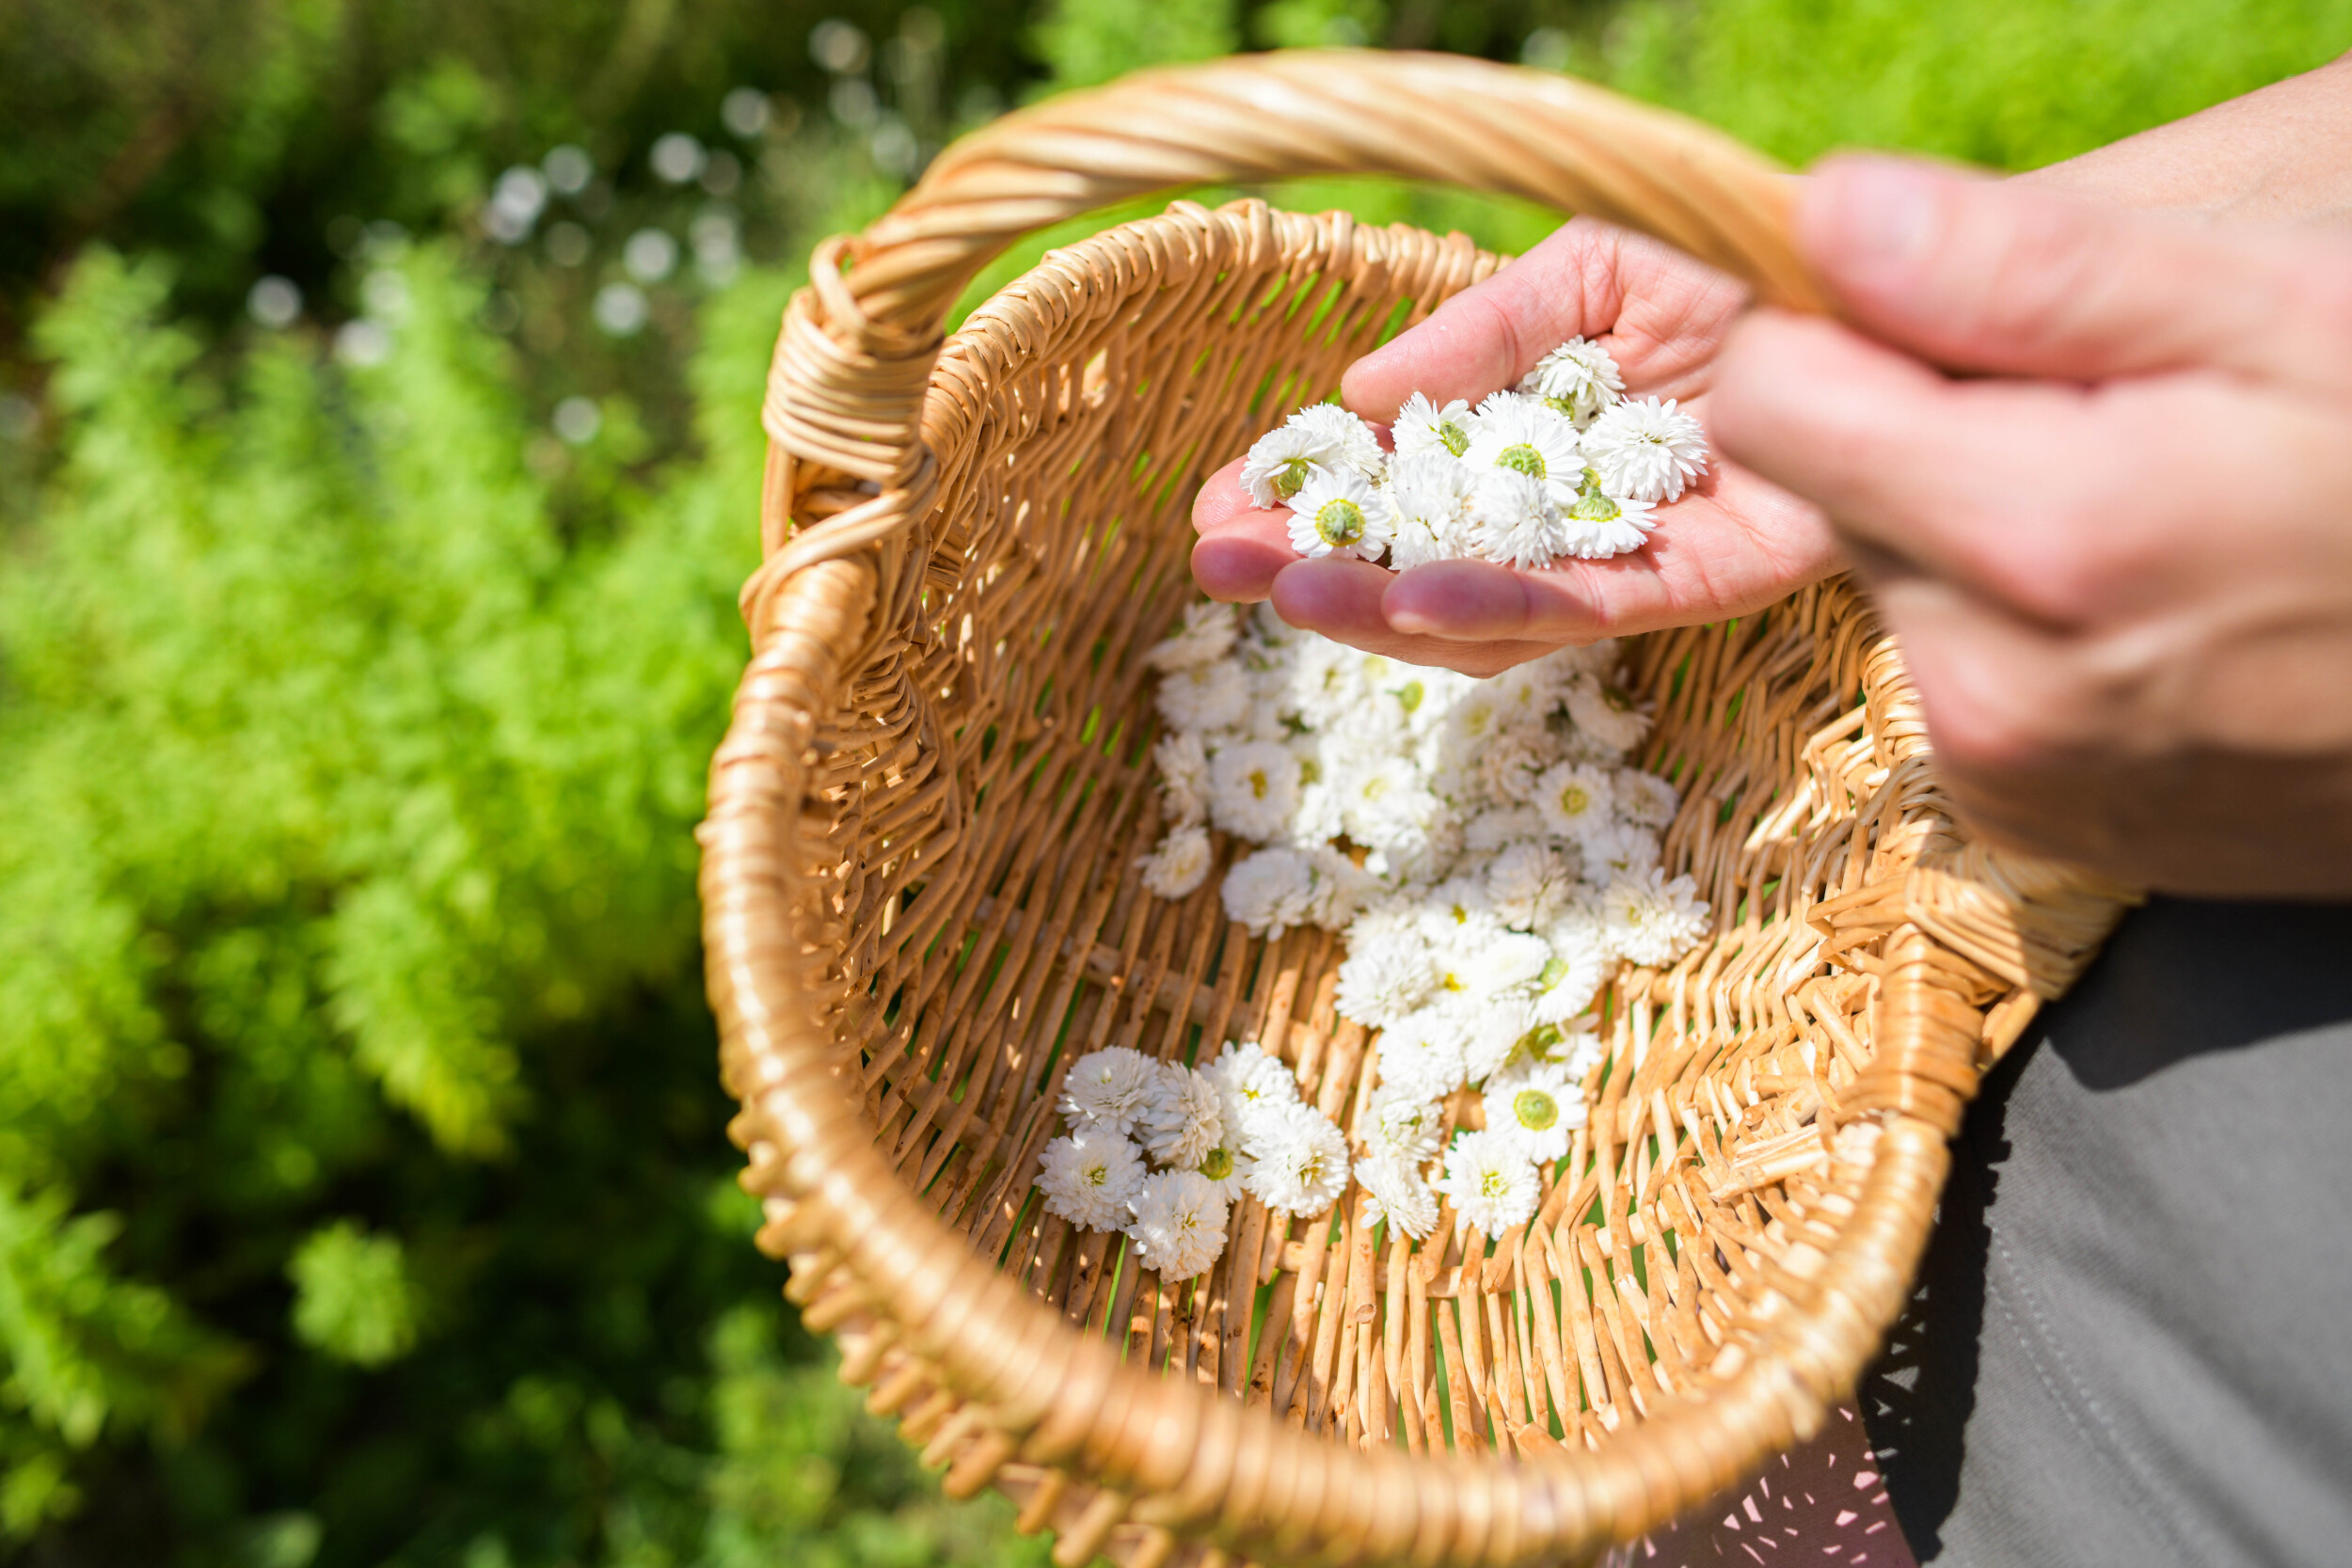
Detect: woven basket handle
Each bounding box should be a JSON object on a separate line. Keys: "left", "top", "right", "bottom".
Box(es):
{"left": 760, "top": 48, "right": 1820, "bottom": 578}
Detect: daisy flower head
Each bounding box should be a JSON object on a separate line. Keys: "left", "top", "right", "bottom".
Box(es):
{"left": 1564, "top": 670, "right": 1653, "bottom": 754}
{"left": 1534, "top": 761, "right": 1618, "bottom": 843}
{"left": 1059, "top": 1046, "right": 1159, "bottom": 1133}
{"left": 1137, "top": 824, "right": 1214, "bottom": 899}
{"left": 1154, "top": 657, "right": 1248, "bottom": 736}
{"left": 1463, "top": 929, "right": 1554, "bottom": 996}
{"left": 1286, "top": 467, "right": 1391, "bottom": 562}
{"left": 1208, "top": 739, "right": 1301, "bottom": 840}
{"left": 1520, "top": 336, "right": 1627, "bottom": 426}
{"left": 1371, "top": 1009, "right": 1470, "bottom": 1101}
{"left": 1583, "top": 396, "right": 1708, "bottom": 503}
{"left": 1583, "top": 821, "right": 1662, "bottom": 889}
{"left": 1462, "top": 992, "right": 1543, "bottom": 1085}
{"left": 1392, "top": 391, "right": 1477, "bottom": 458}
{"left": 1145, "top": 600, "right": 1240, "bottom": 673}
{"left": 1613, "top": 768, "right": 1680, "bottom": 830}
{"left": 1604, "top": 869, "right": 1712, "bottom": 968}
{"left": 1356, "top": 1153, "right": 1440, "bottom": 1240}
{"left": 1465, "top": 391, "right": 1583, "bottom": 508}
{"left": 1464, "top": 803, "right": 1548, "bottom": 853}
{"left": 1288, "top": 404, "right": 1388, "bottom": 479}
{"left": 1139, "top": 1062, "right": 1226, "bottom": 1170}
{"left": 1300, "top": 844, "right": 1374, "bottom": 929}
{"left": 1486, "top": 840, "right": 1580, "bottom": 929}
{"left": 1152, "top": 731, "right": 1209, "bottom": 829}
{"left": 1471, "top": 728, "right": 1560, "bottom": 806}
{"left": 1469, "top": 467, "right": 1573, "bottom": 570}
{"left": 1381, "top": 451, "right": 1481, "bottom": 569}
{"left": 1531, "top": 923, "right": 1608, "bottom": 1025}
{"left": 1436, "top": 1129, "right": 1541, "bottom": 1235}
{"left": 1557, "top": 480, "right": 1657, "bottom": 561}
{"left": 1241, "top": 424, "right": 1333, "bottom": 508}
{"left": 1242, "top": 1100, "right": 1352, "bottom": 1217}
{"left": 1037, "top": 1128, "right": 1148, "bottom": 1230}
{"left": 1203, "top": 1040, "right": 1301, "bottom": 1142}
{"left": 1192, "top": 1139, "right": 1251, "bottom": 1199}
{"left": 1483, "top": 1057, "right": 1582, "bottom": 1164}
{"left": 1333, "top": 922, "right": 1440, "bottom": 1029}
{"left": 1124, "top": 1168, "right": 1231, "bottom": 1280}
{"left": 1363, "top": 1085, "right": 1445, "bottom": 1163}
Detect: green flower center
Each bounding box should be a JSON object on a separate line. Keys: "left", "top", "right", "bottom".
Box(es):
{"left": 1312, "top": 498, "right": 1367, "bottom": 546}
{"left": 1478, "top": 1169, "right": 1512, "bottom": 1198}
{"left": 1497, "top": 443, "right": 1547, "bottom": 480}
{"left": 1083, "top": 1164, "right": 1109, "bottom": 1187}
{"left": 1272, "top": 457, "right": 1313, "bottom": 499}
{"left": 1569, "top": 487, "right": 1622, "bottom": 523}
{"left": 1438, "top": 421, "right": 1470, "bottom": 457}
{"left": 1198, "top": 1147, "right": 1234, "bottom": 1181}
{"left": 1397, "top": 679, "right": 1425, "bottom": 713}
{"left": 1542, "top": 394, "right": 1581, "bottom": 419}
{"left": 1513, "top": 1088, "right": 1560, "bottom": 1132}
{"left": 1603, "top": 682, "right": 1634, "bottom": 713}
{"left": 1556, "top": 784, "right": 1591, "bottom": 816}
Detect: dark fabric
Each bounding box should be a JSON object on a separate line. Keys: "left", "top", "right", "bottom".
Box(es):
{"left": 1859, "top": 896, "right": 2352, "bottom": 1566}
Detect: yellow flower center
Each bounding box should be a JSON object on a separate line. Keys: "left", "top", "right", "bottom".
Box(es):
{"left": 1313, "top": 498, "right": 1367, "bottom": 546}
{"left": 1514, "top": 1088, "right": 1560, "bottom": 1132}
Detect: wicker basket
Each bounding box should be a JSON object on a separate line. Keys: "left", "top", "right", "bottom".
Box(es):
{"left": 702, "top": 51, "right": 2137, "bottom": 1568}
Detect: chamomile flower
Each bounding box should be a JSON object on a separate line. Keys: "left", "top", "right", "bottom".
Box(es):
{"left": 1203, "top": 1040, "right": 1301, "bottom": 1140}
{"left": 1613, "top": 768, "right": 1680, "bottom": 829}
{"left": 1483, "top": 1057, "right": 1582, "bottom": 1163}
{"left": 1363, "top": 1085, "right": 1445, "bottom": 1163}
{"left": 1436, "top": 1129, "right": 1541, "bottom": 1234}
{"left": 1286, "top": 468, "right": 1391, "bottom": 562}
{"left": 1392, "top": 391, "right": 1476, "bottom": 458}
{"left": 1381, "top": 451, "right": 1480, "bottom": 568}
{"left": 1125, "top": 1169, "right": 1230, "bottom": 1279}
{"left": 1139, "top": 1063, "right": 1226, "bottom": 1170}
{"left": 1240, "top": 418, "right": 1355, "bottom": 507}
{"left": 1520, "top": 336, "right": 1626, "bottom": 426}
{"left": 1059, "top": 1046, "right": 1159, "bottom": 1133}
{"left": 1037, "top": 1128, "right": 1147, "bottom": 1229}
{"left": 1603, "top": 869, "right": 1712, "bottom": 968}
{"left": 1209, "top": 740, "right": 1302, "bottom": 840}
{"left": 1464, "top": 929, "right": 1554, "bottom": 995}
{"left": 1564, "top": 671, "right": 1652, "bottom": 753}
{"left": 1486, "top": 840, "right": 1580, "bottom": 928}
{"left": 1464, "top": 392, "right": 1584, "bottom": 509}
{"left": 1583, "top": 821, "right": 1662, "bottom": 888}
{"left": 1462, "top": 993, "right": 1543, "bottom": 1084}
{"left": 1532, "top": 923, "right": 1609, "bottom": 1024}
{"left": 1583, "top": 396, "right": 1708, "bottom": 503}
{"left": 1372, "top": 1011, "right": 1470, "bottom": 1101}
{"left": 1154, "top": 658, "right": 1248, "bottom": 735}
{"left": 1222, "top": 847, "right": 1320, "bottom": 937}
{"left": 1137, "top": 824, "right": 1214, "bottom": 898}
{"left": 1356, "top": 1153, "right": 1440, "bottom": 1239}
{"left": 1557, "top": 483, "right": 1657, "bottom": 561}
{"left": 1534, "top": 762, "right": 1617, "bottom": 843}
{"left": 1242, "top": 1100, "right": 1352, "bottom": 1217}
{"left": 1289, "top": 404, "right": 1388, "bottom": 479}
{"left": 1146, "top": 600, "right": 1241, "bottom": 672}
{"left": 1152, "top": 732, "right": 1209, "bottom": 829}
{"left": 1333, "top": 924, "right": 1440, "bottom": 1029}
{"left": 1193, "top": 1140, "right": 1250, "bottom": 1199}
{"left": 1469, "top": 467, "right": 1573, "bottom": 570}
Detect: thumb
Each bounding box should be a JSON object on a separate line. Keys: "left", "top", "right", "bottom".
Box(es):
{"left": 1803, "top": 154, "right": 2352, "bottom": 390}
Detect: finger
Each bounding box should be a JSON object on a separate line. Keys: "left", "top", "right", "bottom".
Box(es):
{"left": 1192, "top": 512, "right": 1298, "bottom": 602}
{"left": 1268, "top": 558, "right": 1563, "bottom": 676}
{"left": 1801, "top": 153, "right": 2352, "bottom": 390}
{"left": 1341, "top": 218, "right": 1625, "bottom": 420}
{"left": 1192, "top": 455, "right": 1257, "bottom": 535}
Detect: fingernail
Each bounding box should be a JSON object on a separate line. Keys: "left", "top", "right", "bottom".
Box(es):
{"left": 1826, "top": 159, "right": 1939, "bottom": 270}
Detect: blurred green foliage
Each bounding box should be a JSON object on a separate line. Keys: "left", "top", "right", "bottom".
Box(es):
{"left": 0, "top": 0, "right": 2342, "bottom": 1563}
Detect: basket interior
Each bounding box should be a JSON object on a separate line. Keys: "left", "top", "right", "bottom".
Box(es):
{"left": 780, "top": 198, "right": 1955, "bottom": 1480}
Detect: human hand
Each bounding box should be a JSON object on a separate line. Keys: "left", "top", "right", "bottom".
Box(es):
{"left": 1712, "top": 156, "right": 2352, "bottom": 895}
{"left": 1189, "top": 216, "right": 1838, "bottom": 676}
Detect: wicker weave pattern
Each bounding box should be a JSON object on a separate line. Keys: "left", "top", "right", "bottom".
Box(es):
{"left": 703, "top": 54, "right": 2137, "bottom": 1567}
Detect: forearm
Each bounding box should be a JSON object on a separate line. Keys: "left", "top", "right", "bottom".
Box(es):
{"left": 2015, "top": 51, "right": 2352, "bottom": 222}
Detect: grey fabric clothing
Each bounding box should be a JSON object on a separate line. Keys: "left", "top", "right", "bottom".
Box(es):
{"left": 1860, "top": 896, "right": 2352, "bottom": 1566}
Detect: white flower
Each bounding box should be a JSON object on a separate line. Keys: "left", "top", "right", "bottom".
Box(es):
{"left": 1037, "top": 1128, "right": 1147, "bottom": 1229}
{"left": 1289, "top": 404, "right": 1387, "bottom": 478}
{"left": 1242, "top": 1100, "right": 1352, "bottom": 1217}
{"left": 1363, "top": 1085, "right": 1444, "bottom": 1162}
{"left": 1463, "top": 929, "right": 1553, "bottom": 995}
{"left": 1583, "top": 396, "right": 1708, "bottom": 503}
{"left": 1470, "top": 729, "right": 1559, "bottom": 805}
{"left": 1333, "top": 923, "right": 1440, "bottom": 1029}
{"left": 1203, "top": 1040, "right": 1301, "bottom": 1143}
{"left": 1583, "top": 821, "right": 1661, "bottom": 888}
{"left": 1555, "top": 482, "right": 1657, "bottom": 561}
{"left": 1139, "top": 1063, "right": 1225, "bottom": 1169}
{"left": 1125, "top": 1168, "right": 1230, "bottom": 1279}
{"left": 1380, "top": 451, "right": 1480, "bottom": 569}
{"left": 1392, "top": 391, "right": 1477, "bottom": 458}
{"left": 1532, "top": 921, "right": 1609, "bottom": 1024}
{"left": 1356, "top": 1154, "right": 1440, "bottom": 1240}
{"left": 1464, "top": 391, "right": 1584, "bottom": 510}
{"left": 1469, "top": 467, "right": 1574, "bottom": 570}
{"left": 1486, "top": 840, "right": 1580, "bottom": 928}
{"left": 1613, "top": 768, "right": 1680, "bottom": 829}
{"left": 1461, "top": 992, "right": 1542, "bottom": 1084}
{"left": 1222, "top": 845, "right": 1320, "bottom": 938}
{"left": 1208, "top": 739, "right": 1301, "bottom": 840}
{"left": 1138, "top": 824, "right": 1214, "bottom": 898}
{"left": 1373, "top": 1009, "right": 1470, "bottom": 1101}
{"left": 1464, "top": 803, "right": 1548, "bottom": 852}
{"left": 1604, "top": 869, "right": 1711, "bottom": 968}
{"left": 1059, "top": 1046, "right": 1159, "bottom": 1132}
{"left": 1286, "top": 467, "right": 1391, "bottom": 562}
{"left": 1193, "top": 1140, "right": 1251, "bottom": 1198}
{"left": 1152, "top": 731, "right": 1209, "bottom": 828}
{"left": 1520, "top": 336, "right": 1626, "bottom": 426}
{"left": 1533, "top": 761, "right": 1617, "bottom": 842}
{"left": 1483, "top": 1057, "right": 1582, "bottom": 1163}
{"left": 1146, "top": 600, "right": 1240, "bottom": 672}
{"left": 1154, "top": 658, "right": 1248, "bottom": 735}
{"left": 1240, "top": 425, "right": 1338, "bottom": 509}
{"left": 1564, "top": 671, "right": 1652, "bottom": 753}
{"left": 1436, "top": 1129, "right": 1541, "bottom": 1234}
{"left": 1301, "top": 844, "right": 1374, "bottom": 929}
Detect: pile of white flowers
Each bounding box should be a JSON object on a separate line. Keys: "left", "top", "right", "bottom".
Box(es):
{"left": 1241, "top": 337, "right": 1708, "bottom": 572}
{"left": 1132, "top": 596, "right": 1713, "bottom": 1240}
{"left": 1033, "top": 1040, "right": 1353, "bottom": 1280}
